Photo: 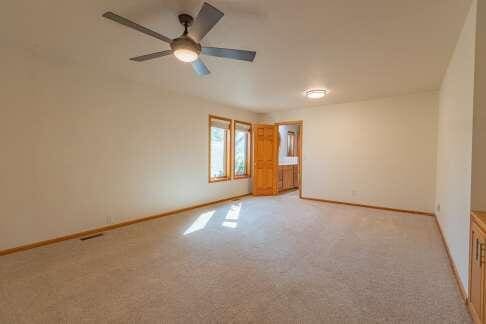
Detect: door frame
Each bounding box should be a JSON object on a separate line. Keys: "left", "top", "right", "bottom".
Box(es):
{"left": 275, "top": 121, "right": 303, "bottom": 198}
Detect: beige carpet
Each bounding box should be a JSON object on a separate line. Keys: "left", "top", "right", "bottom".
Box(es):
{"left": 0, "top": 192, "right": 471, "bottom": 323}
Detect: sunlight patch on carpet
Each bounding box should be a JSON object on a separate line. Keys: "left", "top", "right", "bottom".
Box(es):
{"left": 184, "top": 210, "right": 215, "bottom": 235}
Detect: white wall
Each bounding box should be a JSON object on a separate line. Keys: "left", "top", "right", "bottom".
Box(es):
{"left": 0, "top": 45, "right": 259, "bottom": 250}
{"left": 278, "top": 124, "right": 299, "bottom": 165}
{"left": 435, "top": 0, "right": 476, "bottom": 293}
{"left": 266, "top": 92, "right": 438, "bottom": 213}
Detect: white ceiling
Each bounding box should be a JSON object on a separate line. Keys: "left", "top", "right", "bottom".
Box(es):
{"left": 0, "top": 0, "right": 472, "bottom": 112}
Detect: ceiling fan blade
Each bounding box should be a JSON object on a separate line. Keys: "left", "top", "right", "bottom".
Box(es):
{"left": 202, "top": 47, "right": 256, "bottom": 62}
{"left": 192, "top": 58, "right": 210, "bottom": 76}
{"left": 102, "top": 11, "right": 172, "bottom": 44}
{"left": 188, "top": 2, "right": 224, "bottom": 42}
{"left": 130, "top": 50, "right": 173, "bottom": 62}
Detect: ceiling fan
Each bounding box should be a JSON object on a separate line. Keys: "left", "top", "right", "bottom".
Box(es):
{"left": 102, "top": 2, "right": 256, "bottom": 76}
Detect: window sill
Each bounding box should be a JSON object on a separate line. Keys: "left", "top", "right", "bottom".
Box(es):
{"left": 209, "top": 177, "right": 230, "bottom": 183}
{"left": 233, "top": 175, "right": 251, "bottom": 180}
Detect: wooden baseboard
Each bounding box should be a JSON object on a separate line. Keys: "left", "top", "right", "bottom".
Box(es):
{"left": 301, "top": 196, "right": 434, "bottom": 216}
{"left": 468, "top": 300, "right": 482, "bottom": 324}
{"left": 0, "top": 193, "right": 251, "bottom": 256}
{"left": 433, "top": 217, "right": 468, "bottom": 304}
{"left": 278, "top": 188, "right": 299, "bottom": 194}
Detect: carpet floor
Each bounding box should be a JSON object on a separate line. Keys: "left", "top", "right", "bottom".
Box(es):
{"left": 0, "top": 192, "right": 471, "bottom": 323}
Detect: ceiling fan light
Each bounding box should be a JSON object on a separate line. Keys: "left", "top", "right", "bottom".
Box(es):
{"left": 170, "top": 36, "right": 201, "bottom": 63}
{"left": 174, "top": 49, "right": 199, "bottom": 62}
{"left": 305, "top": 89, "right": 328, "bottom": 99}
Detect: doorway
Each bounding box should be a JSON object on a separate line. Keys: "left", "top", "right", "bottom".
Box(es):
{"left": 276, "top": 121, "right": 302, "bottom": 197}
{"left": 252, "top": 121, "right": 303, "bottom": 197}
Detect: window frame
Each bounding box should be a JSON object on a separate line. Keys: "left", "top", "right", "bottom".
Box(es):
{"left": 232, "top": 120, "right": 252, "bottom": 180}
{"left": 208, "top": 115, "right": 232, "bottom": 183}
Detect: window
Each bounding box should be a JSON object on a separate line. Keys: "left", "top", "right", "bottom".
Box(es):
{"left": 209, "top": 116, "right": 231, "bottom": 182}
{"left": 233, "top": 121, "right": 251, "bottom": 178}
{"left": 287, "top": 131, "right": 296, "bottom": 156}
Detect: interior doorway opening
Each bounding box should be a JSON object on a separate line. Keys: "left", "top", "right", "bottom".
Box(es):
{"left": 276, "top": 121, "right": 302, "bottom": 196}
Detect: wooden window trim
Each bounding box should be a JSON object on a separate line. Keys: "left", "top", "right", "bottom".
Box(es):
{"left": 209, "top": 115, "right": 232, "bottom": 183}
{"left": 232, "top": 120, "right": 252, "bottom": 180}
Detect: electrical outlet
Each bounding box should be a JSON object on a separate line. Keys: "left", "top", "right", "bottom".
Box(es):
{"left": 436, "top": 204, "right": 441, "bottom": 212}
{"left": 106, "top": 215, "right": 112, "bottom": 224}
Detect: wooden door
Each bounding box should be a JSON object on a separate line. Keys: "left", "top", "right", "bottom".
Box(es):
{"left": 253, "top": 124, "right": 277, "bottom": 195}
{"left": 470, "top": 221, "right": 485, "bottom": 323}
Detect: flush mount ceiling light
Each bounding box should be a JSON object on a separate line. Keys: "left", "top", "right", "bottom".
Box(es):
{"left": 304, "top": 89, "right": 329, "bottom": 99}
